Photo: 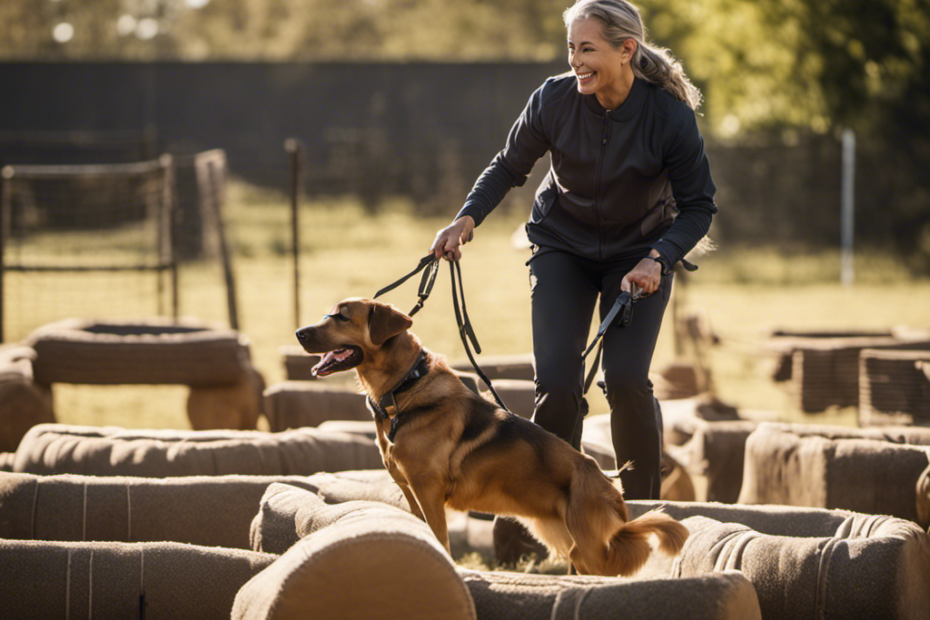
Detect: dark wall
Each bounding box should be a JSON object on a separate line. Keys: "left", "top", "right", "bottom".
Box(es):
{"left": 2, "top": 61, "right": 926, "bottom": 252}
{"left": 0, "top": 61, "right": 564, "bottom": 213}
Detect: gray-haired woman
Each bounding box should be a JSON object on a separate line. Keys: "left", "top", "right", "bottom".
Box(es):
{"left": 430, "top": 0, "right": 716, "bottom": 501}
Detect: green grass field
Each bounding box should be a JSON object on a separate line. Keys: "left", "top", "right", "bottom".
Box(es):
{"left": 5, "top": 179, "right": 929, "bottom": 431}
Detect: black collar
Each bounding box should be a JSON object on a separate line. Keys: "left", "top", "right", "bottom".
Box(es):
{"left": 367, "top": 350, "right": 430, "bottom": 442}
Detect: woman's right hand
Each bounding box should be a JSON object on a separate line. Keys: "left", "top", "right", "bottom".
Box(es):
{"left": 429, "top": 216, "right": 475, "bottom": 261}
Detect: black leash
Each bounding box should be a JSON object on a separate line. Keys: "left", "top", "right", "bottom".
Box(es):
{"left": 449, "top": 259, "right": 509, "bottom": 411}
{"left": 374, "top": 254, "right": 510, "bottom": 412}
{"left": 581, "top": 285, "right": 643, "bottom": 395}
{"left": 373, "top": 254, "right": 440, "bottom": 317}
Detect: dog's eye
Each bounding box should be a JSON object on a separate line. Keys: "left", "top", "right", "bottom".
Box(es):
{"left": 325, "top": 313, "right": 350, "bottom": 322}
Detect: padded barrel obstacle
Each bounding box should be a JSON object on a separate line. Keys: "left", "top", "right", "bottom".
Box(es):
{"left": 765, "top": 332, "right": 930, "bottom": 412}
{"left": 251, "top": 480, "right": 495, "bottom": 561}
{"left": 25, "top": 318, "right": 265, "bottom": 430}
{"left": 0, "top": 472, "right": 320, "bottom": 549}
{"left": 306, "top": 469, "right": 410, "bottom": 511}
{"left": 11, "top": 423, "right": 383, "bottom": 477}
{"left": 279, "top": 345, "right": 321, "bottom": 381}
{"left": 26, "top": 318, "right": 252, "bottom": 386}
{"left": 627, "top": 499, "right": 918, "bottom": 537}
{"left": 0, "top": 540, "right": 276, "bottom": 620}
{"left": 0, "top": 345, "right": 55, "bottom": 452}
{"left": 674, "top": 419, "right": 930, "bottom": 504}
{"left": 250, "top": 482, "right": 418, "bottom": 554}
{"left": 459, "top": 570, "right": 761, "bottom": 620}
{"left": 235, "top": 492, "right": 477, "bottom": 620}
{"left": 263, "top": 381, "right": 370, "bottom": 431}
{"left": 739, "top": 424, "right": 930, "bottom": 528}
{"left": 859, "top": 348, "right": 930, "bottom": 425}
{"left": 667, "top": 514, "right": 930, "bottom": 620}
{"left": 450, "top": 353, "right": 535, "bottom": 381}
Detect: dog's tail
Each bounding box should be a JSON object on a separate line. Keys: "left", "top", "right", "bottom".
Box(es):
{"left": 606, "top": 508, "right": 689, "bottom": 575}
{"left": 566, "top": 460, "right": 689, "bottom": 576}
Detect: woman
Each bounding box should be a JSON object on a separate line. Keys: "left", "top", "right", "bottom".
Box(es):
{"left": 430, "top": 0, "right": 716, "bottom": 500}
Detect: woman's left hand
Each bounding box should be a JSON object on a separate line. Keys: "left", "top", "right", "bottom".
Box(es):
{"left": 621, "top": 253, "right": 663, "bottom": 296}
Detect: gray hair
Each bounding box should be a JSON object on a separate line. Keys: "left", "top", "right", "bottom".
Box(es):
{"left": 563, "top": 0, "right": 702, "bottom": 110}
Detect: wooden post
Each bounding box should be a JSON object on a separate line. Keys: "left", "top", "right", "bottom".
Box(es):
{"left": 160, "top": 154, "right": 179, "bottom": 319}
{"left": 203, "top": 155, "right": 239, "bottom": 331}
{"left": 285, "top": 139, "right": 304, "bottom": 332}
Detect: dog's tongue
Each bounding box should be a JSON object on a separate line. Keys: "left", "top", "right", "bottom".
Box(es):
{"left": 311, "top": 348, "right": 352, "bottom": 377}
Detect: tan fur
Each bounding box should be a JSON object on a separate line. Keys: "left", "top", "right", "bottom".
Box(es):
{"left": 296, "top": 298, "right": 689, "bottom": 576}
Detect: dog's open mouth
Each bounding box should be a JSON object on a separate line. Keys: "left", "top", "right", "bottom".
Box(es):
{"left": 311, "top": 346, "right": 363, "bottom": 377}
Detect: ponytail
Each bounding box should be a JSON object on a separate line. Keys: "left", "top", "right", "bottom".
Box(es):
{"left": 634, "top": 41, "right": 702, "bottom": 110}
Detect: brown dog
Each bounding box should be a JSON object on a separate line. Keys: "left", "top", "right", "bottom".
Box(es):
{"left": 296, "top": 298, "right": 688, "bottom": 576}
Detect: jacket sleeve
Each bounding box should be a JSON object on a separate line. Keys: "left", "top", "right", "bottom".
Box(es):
{"left": 651, "top": 108, "right": 717, "bottom": 268}
{"left": 455, "top": 83, "right": 552, "bottom": 227}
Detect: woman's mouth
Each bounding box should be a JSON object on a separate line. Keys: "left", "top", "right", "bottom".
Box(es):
{"left": 576, "top": 71, "right": 595, "bottom": 84}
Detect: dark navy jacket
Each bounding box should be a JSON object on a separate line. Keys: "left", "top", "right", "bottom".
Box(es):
{"left": 456, "top": 74, "right": 717, "bottom": 267}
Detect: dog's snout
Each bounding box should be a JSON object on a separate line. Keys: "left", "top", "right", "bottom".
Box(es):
{"left": 295, "top": 327, "right": 311, "bottom": 343}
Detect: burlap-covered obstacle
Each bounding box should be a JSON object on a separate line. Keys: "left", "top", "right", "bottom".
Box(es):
{"left": 627, "top": 499, "right": 916, "bottom": 537}
{"left": 0, "top": 539, "right": 276, "bottom": 620}
{"left": 235, "top": 492, "right": 477, "bottom": 620}
{"left": 239, "top": 485, "right": 762, "bottom": 620}
{"left": 739, "top": 423, "right": 930, "bottom": 528}
{"left": 460, "top": 570, "right": 761, "bottom": 620}
{"left": 0, "top": 345, "right": 55, "bottom": 452}
{"left": 765, "top": 331, "right": 930, "bottom": 412}
{"left": 26, "top": 318, "right": 253, "bottom": 386}
{"left": 0, "top": 471, "right": 321, "bottom": 549}
{"left": 263, "top": 381, "right": 370, "bottom": 431}
{"left": 11, "top": 423, "right": 383, "bottom": 477}
{"left": 859, "top": 347, "right": 930, "bottom": 425}
{"left": 672, "top": 419, "right": 930, "bottom": 504}
{"left": 306, "top": 469, "right": 409, "bottom": 511}
{"left": 279, "top": 344, "right": 321, "bottom": 381}
{"left": 25, "top": 318, "right": 266, "bottom": 430}
{"left": 450, "top": 353, "right": 536, "bottom": 381}
{"left": 666, "top": 514, "right": 930, "bottom": 620}
{"left": 267, "top": 475, "right": 497, "bottom": 560}
{"left": 250, "top": 482, "right": 418, "bottom": 554}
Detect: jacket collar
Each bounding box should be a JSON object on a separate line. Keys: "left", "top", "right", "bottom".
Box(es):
{"left": 582, "top": 77, "right": 648, "bottom": 122}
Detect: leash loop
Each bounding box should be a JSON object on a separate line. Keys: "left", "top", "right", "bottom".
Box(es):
{"left": 374, "top": 254, "right": 439, "bottom": 316}
{"left": 450, "top": 260, "right": 510, "bottom": 411}
{"left": 373, "top": 254, "right": 510, "bottom": 413}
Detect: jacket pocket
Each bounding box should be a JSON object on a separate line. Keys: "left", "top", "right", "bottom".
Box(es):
{"left": 530, "top": 186, "right": 556, "bottom": 225}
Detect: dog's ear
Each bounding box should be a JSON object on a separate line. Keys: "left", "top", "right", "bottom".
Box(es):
{"left": 368, "top": 303, "right": 413, "bottom": 346}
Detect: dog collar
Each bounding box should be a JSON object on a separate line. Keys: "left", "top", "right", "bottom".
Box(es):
{"left": 368, "top": 350, "right": 430, "bottom": 442}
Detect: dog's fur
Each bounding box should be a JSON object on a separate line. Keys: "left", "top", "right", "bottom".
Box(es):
{"left": 296, "top": 298, "right": 688, "bottom": 576}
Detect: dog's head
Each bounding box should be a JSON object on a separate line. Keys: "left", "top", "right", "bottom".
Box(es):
{"left": 295, "top": 298, "right": 413, "bottom": 378}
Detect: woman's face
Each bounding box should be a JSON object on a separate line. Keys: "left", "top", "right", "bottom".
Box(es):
{"left": 567, "top": 17, "right": 631, "bottom": 107}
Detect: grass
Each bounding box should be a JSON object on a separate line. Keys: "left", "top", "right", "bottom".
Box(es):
{"left": 4, "top": 178, "right": 929, "bottom": 430}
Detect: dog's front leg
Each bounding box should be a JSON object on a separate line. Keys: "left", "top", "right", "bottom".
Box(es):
{"left": 395, "top": 480, "right": 425, "bottom": 521}
{"left": 407, "top": 475, "right": 451, "bottom": 554}
{"left": 374, "top": 421, "right": 426, "bottom": 521}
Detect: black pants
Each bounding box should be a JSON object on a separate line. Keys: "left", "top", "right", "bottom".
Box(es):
{"left": 528, "top": 249, "right": 671, "bottom": 500}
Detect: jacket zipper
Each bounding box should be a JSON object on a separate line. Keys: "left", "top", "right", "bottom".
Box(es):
{"left": 594, "top": 110, "right": 610, "bottom": 260}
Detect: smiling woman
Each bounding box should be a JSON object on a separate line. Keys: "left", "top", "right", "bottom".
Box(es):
{"left": 429, "top": 0, "right": 717, "bottom": 503}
